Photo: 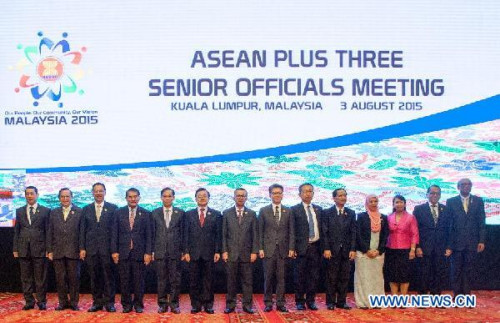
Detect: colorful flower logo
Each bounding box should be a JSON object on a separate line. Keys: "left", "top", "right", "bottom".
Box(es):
{"left": 13, "top": 32, "right": 86, "bottom": 108}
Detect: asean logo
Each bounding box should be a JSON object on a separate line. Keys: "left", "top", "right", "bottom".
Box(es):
{"left": 12, "top": 32, "right": 87, "bottom": 108}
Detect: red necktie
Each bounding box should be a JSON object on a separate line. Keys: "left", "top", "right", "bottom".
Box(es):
{"left": 200, "top": 208, "right": 205, "bottom": 227}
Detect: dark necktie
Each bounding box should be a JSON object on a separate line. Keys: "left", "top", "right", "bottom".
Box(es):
{"left": 29, "top": 206, "right": 34, "bottom": 225}
{"left": 306, "top": 205, "right": 315, "bottom": 238}
{"left": 200, "top": 208, "right": 205, "bottom": 227}
{"left": 274, "top": 206, "right": 280, "bottom": 225}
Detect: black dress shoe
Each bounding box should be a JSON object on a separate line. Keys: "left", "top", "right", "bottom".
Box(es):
{"left": 277, "top": 306, "right": 288, "bottom": 313}
{"left": 296, "top": 304, "right": 306, "bottom": 311}
{"left": 205, "top": 308, "right": 214, "bottom": 314}
{"left": 135, "top": 306, "right": 144, "bottom": 313}
{"left": 122, "top": 306, "right": 133, "bottom": 313}
{"left": 224, "top": 307, "right": 235, "bottom": 314}
{"left": 88, "top": 305, "right": 102, "bottom": 312}
{"left": 105, "top": 305, "right": 116, "bottom": 312}
{"left": 337, "top": 304, "right": 351, "bottom": 310}
{"left": 158, "top": 305, "right": 167, "bottom": 313}
{"left": 307, "top": 303, "right": 318, "bottom": 310}
{"left": 22, "top": 304, "right": 35, "bottom": 310}
{"left": 264, "top": 305, "right": 273, "bottom": 312}
{"left": 191, "top": 308, "right": 201, "bottom": 314}
{"left": 171, "top": 307, "right": 180, "bottom": 314}
{"left": 327, "top": 304, "right": 335, "bottom": 310}
{"left": 70, "top": 305, "right": 80, "bottom": 311}
{"left": 243, "top": 307, "right": 255, "bottom": 314}
{"left": 55, "top": 304, "right": 66, "bottom": 311}
{"left": 38, "top": 303, "right": 47, "bottom": 310}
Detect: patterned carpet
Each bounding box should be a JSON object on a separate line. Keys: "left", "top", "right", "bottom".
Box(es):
{"left": 1, "top": 291, "right": 500, "bottom": 322}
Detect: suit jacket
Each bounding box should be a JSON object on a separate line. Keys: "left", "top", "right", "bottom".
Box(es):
{"left": 291, "top": 203, "right": 322, "bottom": 256}
{"left": 48, "top": 205, "right": 83, "bottom": 259}
{"left": 151, "top": 206, "right": 184, "bottom": 260}
{"left": 111, "top": 206, "right": 152, "bottom": 261}
{"left": 321, "top": 206, "right": 356, "bottom": 257}
{"left": 258, "top": 204, "right": 295, "bottom": 258}
{"left": 13, "top": 204, "right": 51, "bottom": 258}
{"left": 80, "top": 201, "right": 118, "bottom": 256}
{"left": 222, "top": 206, "right": 259, "bottom": 262}
{"left": 184, "top": 207, "right": 222, "bottom": 261}
{"left": 413, "top": 202, "right": 451, "bottom": 255}
{"left": 356, "top": 212, "right": 389, "bottom": 255}
{"left": 447, "top": 195, "right": 486, "bottom": 251}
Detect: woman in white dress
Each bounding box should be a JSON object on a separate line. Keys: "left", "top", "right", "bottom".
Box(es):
{"left": 354, "top": 194, "right": 389, "bottom": 309}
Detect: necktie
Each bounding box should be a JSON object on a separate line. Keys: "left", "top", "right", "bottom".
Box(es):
{"left": 431, "top": 204, "right": 438, "bottom": 224}
{"left": 29, "top": 206, "right": 34, "bottom": 225}
{"left": 63, "top": 208, "right": 69, "bottom": 221}
{"left": 339, "top": 208, "right": 343, "bottom": 216}
{"left": 274, "top": 206, "right": 280, "bottom": 225}
{"left": 306, "top": 205, "right": 315, "bottom": 238}
{"left": 165, "top": 209, "right": 170, "bottom": 228}
{"left": 237, "top": 209, "right": 243, "bottom": 225}
{"left": 129, "top": 208, "right": 135, "bottom": 230}
{"left": 463, "top": 198, "right": 469, "bottom": 213}
{"left": 200, "top": 208, "right": 205, "bottom": 227}
{"left": 96, "top": 204, "right": 102, "bottom": 222}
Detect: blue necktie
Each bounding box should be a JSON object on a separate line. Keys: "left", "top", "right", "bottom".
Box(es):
{"left": 307, "top": 205, "right": 315, "bottom": 238}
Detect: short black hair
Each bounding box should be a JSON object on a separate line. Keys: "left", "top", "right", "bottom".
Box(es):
{"left": 268, "top": 183, "right": 284, "bottom": 194}
{"left": 92, "top": 182, "right": 106, "bottom": 191}
{"left": 58, "top": 187, "right": 73, "bottom": 198}
{"left": 25, "top": 186, "right": 38, "bottom": 194}
{"left": 126, "top": 187, "right": 140, "bottom": 197}
{"left": 332, "top": 188, "right": 346, "bottom": 197}
{"left": 161, "top": 187, "right": 175, "bottom": 196}
{"left": 427, "top": 185, "right": 441, "bottom": 194}
{"left": 392, "top": 194, "right": 407, "bottom": 212}
{"left": 298, "top": 183, "right": 313, "bottom": 194}
{"left": 195, "top": 187, "right": 210, "bottom": 198}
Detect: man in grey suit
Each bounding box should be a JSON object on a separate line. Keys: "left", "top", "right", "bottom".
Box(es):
{"left": 13, "top": 186, "right": 50, "bottom": 310}
{"left": 47, "top": 188, "right": 83, "bottom": 311}
{"left": 447, "top": 178, "right": 486, "bottom": 297}
{"left": 152, "top": 187, "right": 184, "bottom": 314}
{"left": 222, "top": 188, "right": 258, "bottom": 314}
{"left": 79, "top": 182, "right": 118, "bottom": 312}
{"left": 259, "top": 183, "right": 295, "bottom": 313}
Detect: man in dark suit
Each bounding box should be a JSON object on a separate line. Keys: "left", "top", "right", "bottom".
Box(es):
{"left": 13, "top": 186, "right": 50, "bottom": 310}
{"left": 111, "top": 188, "right": 152, "bottom": 313}
{"left": 222, "top": 188, "right": 258, "bottom": 314}
{"left": 291, "top": 183, "right": 322, "bottom": 311}
{"left": 259, "top": 183, "right": 295, "bottom": 313}
{"left": 79, "top": 182, "right": 118, "bottom": 312}
{"left": 414, "top": 185, "right": 452, "bottom": 295}
{"left": 183, "top": 188, "right": 222, "bottom": 314}
{"left": 152, "top": 187, "right": 184, "bottom": 314}
{"left": 322, "top": 188, "right": 356, "bottom": 310}
{"left": 47, "top": 188, "right": 83, "bottom": 311}
{"left": 447, "top": 178, "right": 486, "bottom": 297}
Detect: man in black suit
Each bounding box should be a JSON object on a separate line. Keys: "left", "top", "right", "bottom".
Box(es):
{"left": 222, "top": 188, "right": 258, "bottom": 314}
{"left": 152, "top": 187, "right": 184, "bottom": 314}
{"left": 111, "top": 188, "right": 152, "bottom": 313}
{"left": 414, "top": 185, "right": 452, "bottom": 295}
{"left": 79, "top": 182, "right": 118, "bottom": 312}
{"left": 183, "top": 188, "right": 222, "bottom": 314}
{"left": 322, "top": 188, "right": 356, "bottom": 310}
{"left": 13, "top": 186, "right": 50, "bottom": 310}
{"left": 291, "top": 183, "right": 322, "bottom": 311}
{"left": 47, "top": 188, "right": 83, "bottom": 311}
{"left": 447, "top": 178, "right": 486, "bottom": 297}
{"left": 259, "top": 183, "right": 295, "bottom": 313}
